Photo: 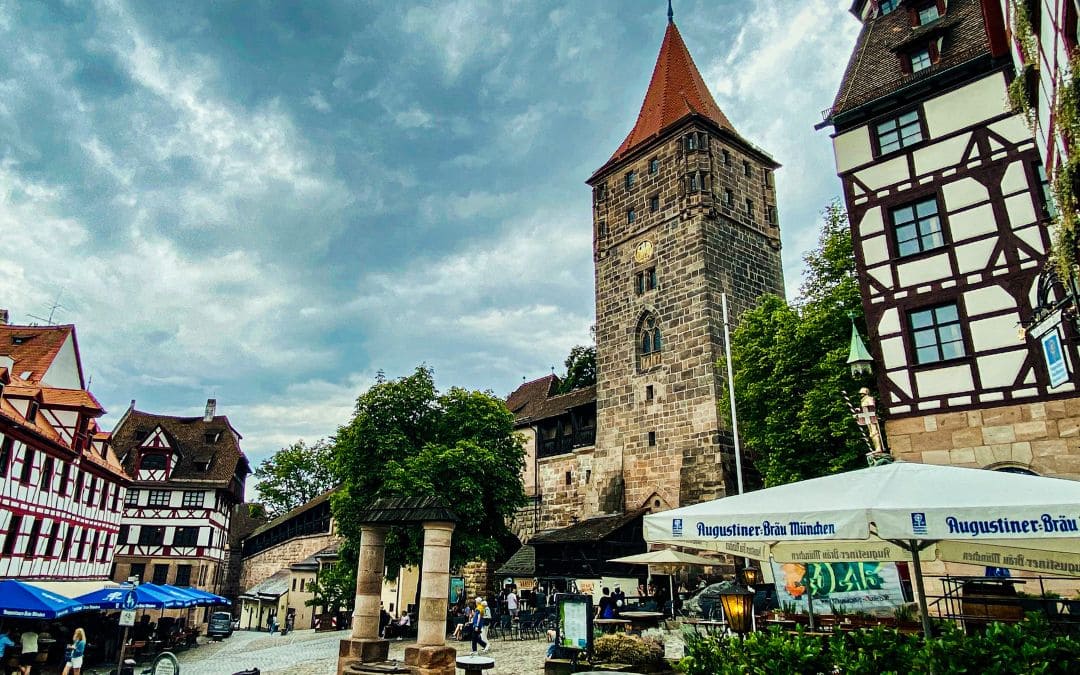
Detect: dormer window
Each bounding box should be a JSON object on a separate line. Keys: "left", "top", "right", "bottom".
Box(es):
{"left": 909, "top": 47, "right": 932, "bottom": 73}
{"left": 204, "top": 431, "right": 222, "bottom": 444}
{"left": 140, "top": 453, "right": 167, "bottom": 471}
{"left": 880, "top": 0, "right": 899, "bottom": 15}
{"left": 134, "top": 430, "right": 148, "bottom": 442}
{"left": 11, "top": 336, "right": 28, "bottom": 345}
{"left": 916, "top": 3, "right": 940, "bottom": 25}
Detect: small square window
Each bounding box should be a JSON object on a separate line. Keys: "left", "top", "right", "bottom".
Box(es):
{"left": 26, "top": 401, "right": 38, "bottom": 423}
{"left": 891, "top": 197, "right": 943, "bottom": 256}
{"left": 182, "top": 490, "right": 205, "bottom": 508}
{"left": 648, "top": 431, "right": 657, "bottom": 446}
{"left": 595, "top": 184, "right": 608, "bottom": 202}
{"left": 909, "top": 303, "right": 966, "bottom": 364}
{"left": 743, "top": 160, "right": 752, "bottom": 178}
{"left": 875, "top": 110, "right": 923, "bottom": 154}
{"left": 625, "top": 171, "right": 636, "bottom": 190}
{"left": 148, "top": 490, "right": 170, "bottom": 507}
{"left": 917, "top": 4, "right": 940, "bottom": 25}
{"left": 880, "top": 0, "right": 898, "bottom": 14}
{"left": 650, "top": 195, "right": 660, "bottom": 212}
{"left": 627, "top": 208, "right": 636, "bottom": 224}
{"left": 645, "top": 385, "right": 654, "bottom": 401}
{"left": 722, "top": 149, "right": 731, "bottom": 166}
{"left": 910, "top": 48, "right": 932, "bottom": 73}
{"left": 685, "top": 134, "right": 698, "bottom": 150}
{"left": 724, "top": 189, "right": 734, "bottom": 206}
{"left": 649, "top": 158, "right": 660, "bottom": 174}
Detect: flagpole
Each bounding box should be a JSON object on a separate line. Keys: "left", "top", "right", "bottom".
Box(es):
{"left": 722, "top": 293, "right": 744, "bottom": 495}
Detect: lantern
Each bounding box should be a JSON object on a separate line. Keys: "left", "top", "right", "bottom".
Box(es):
{"left": 718, "top": 587, "right": 755, "bottom": 635}
{"left": 737, "top": 566, "right": 762, "bottom": 588}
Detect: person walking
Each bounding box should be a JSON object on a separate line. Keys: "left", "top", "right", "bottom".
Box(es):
{"left": 61, "top": 627, "right": 86, "bottom": 675}
{"left": 19, "top": 625, "right": 39, "bottom": 675}
{"left": 505, "top": 586, "right": 519, "bottom": 619}
{"left": 470, "top": 597, "right": 489, "bottom": 655}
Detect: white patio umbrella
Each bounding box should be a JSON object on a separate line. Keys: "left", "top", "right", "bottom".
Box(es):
{"left": 608, "top": 549, "right": 721, "bottom": 617}
{"left": 643, "top": 462, "right": 1080, "bottom": 637}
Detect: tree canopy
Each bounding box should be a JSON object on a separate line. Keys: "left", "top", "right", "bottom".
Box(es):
{"left": 330, "top": 366, "right": 527, "bottom": 575}
{"left": 555, "top": 344, "right": 597, "bottom": 394}
{"left": 253, "top": 439, "right": 337, "bottom": 517}
{"left": 730, "top": 202, "right": 872, "bottom": 487}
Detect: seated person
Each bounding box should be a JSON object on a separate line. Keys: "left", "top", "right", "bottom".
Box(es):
{"left": 384, "top": 613, "right": 411, "bottom": 639}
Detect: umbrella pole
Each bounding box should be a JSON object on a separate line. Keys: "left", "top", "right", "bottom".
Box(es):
{"left": 805, "top": 587, "right": 816, "bottom": 632}
{"left": 668, "top": 576, "right": 675, "bottom": 619}
{"left": 909, "top": 539, "right": 934, "bottom": 639}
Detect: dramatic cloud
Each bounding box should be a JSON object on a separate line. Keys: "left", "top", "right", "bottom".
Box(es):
{"left": 0, "top": 0, "right": 858, "bottom": 478}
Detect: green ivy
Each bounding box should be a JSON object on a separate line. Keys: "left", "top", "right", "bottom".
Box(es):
{"left": 1050, "top": 52, "right": 1080, "bottom": 282}
{"left": 1011, "top": 1, "right": 1038, "bottom": 65}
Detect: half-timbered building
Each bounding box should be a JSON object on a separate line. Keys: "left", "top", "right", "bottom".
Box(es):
{"left": 0, "top": 319, "right": 130, "bottom": 594}
{"left": 822, "top": 0, "right": 1080, "bottom": 479}
{"left": 110, "top": 399, "right": 250, "bottom": 596}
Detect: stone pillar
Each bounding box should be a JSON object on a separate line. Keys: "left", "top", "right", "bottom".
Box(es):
{"left": 337, "top": 525, "right": 390, "bottom": 674}
{"left": 404, "top": 521, "right": 456, "bottom": 675}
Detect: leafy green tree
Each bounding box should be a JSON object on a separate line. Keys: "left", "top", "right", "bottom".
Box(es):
{"left": 556, "top": 344, "right": 597, "bottom": 394}
{"left": 305, "top": 560, "right": 355, "bottom": 615}
{"left": 254, "top": 439, "right": 337, "bottom": 517}
{"left": 331, "top": 366, "right": 527, "bottom": 578}
{"left": 729, "top": 201, "right": 871, "bottom": 487}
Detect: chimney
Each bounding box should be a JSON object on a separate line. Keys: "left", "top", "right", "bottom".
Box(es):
{"left": 0, "top": 309, "right": 8, "bottom": 325}
{"left": 204, "top": 398, "right": 217, "bottom": 422}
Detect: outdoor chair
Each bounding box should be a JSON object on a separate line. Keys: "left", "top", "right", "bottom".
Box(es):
{"left": 495, "top": 614, "right": 512, "bottom": 640}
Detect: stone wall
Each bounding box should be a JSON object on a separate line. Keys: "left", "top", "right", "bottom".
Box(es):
{"left": 461, "top": 560, "right": 492, "bottom": 602}
{"left": 238, "top": 533, "right": 340, "bottom": 593}
{"left": 886, "top": 397, "right": 1080, "bottom": 478}
{"left": 588, "top": 121, "right": 784, "bottom": 517}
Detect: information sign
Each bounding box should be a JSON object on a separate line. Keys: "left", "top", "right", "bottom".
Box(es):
{"left": 1041, "top": 330, "right": 1069, "bottom": 388}
{"left": 120, "top": 610, "right": 136, "bottom": 627}
{"left": 150, "top": 651, "right": 179, "bottom": 675}
{"left": 556, "top": 594, "right": 593, "bottom": 654}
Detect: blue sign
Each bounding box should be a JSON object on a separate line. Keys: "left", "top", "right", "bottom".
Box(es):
{"left": 911, "top": 512, "right": 927, "bottom": 535}
{"left": 671, "top": 519, "right": 683, "bottom": 537}
{"left": 1041, "top": 331, "right": 1068, "bottom": 388}
{"left": 122, "top": 590, "right": 138, "bottom": 611}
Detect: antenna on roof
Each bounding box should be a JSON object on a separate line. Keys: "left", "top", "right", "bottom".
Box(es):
{"left": 667, "top": 0, "right": 673, "bottom": 23}
{"left": 27, "top": 288, "right": 66, "bottom": 326}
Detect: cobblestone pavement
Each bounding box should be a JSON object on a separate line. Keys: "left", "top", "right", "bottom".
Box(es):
{"left": 166, "top": 626, "right": 687, "bottom": 674}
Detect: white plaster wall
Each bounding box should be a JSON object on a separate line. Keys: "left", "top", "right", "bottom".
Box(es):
{"left": 954, "top": 238, "right": 997, "bottom": 274}
{"left": 948, "top": 203, "right": 998, "bottom": 240}
{"left": 969, "top": 313, "right": 1023, "bottom": 352}
{"left": 897, "top": 252, "right": 950, "bottom": 286}
{"left": 857, "top": 206, "right": 884, "bottom": 236}
{"left": 856, "top": 156, "right": 909, "bottom": 191}
{"left": 976, "top": 350, "right": 1027, "bottom": 388}
{"left": 862, "top": 235, "right": 889, "bottom": 265}
{"left": 942, "top": 177, "right": 989, "bottom": 211}
{"left": 1004, "top": 193, "right": 1037, "bottom": 229}
{"left": 963, "top": 285, "right": 1015, "bottom": 314}
{"left": 878, "top": 308, "right": 900, "bottom": 335}
{"left": 915, "top": 365, "right": 974, "bottom": 397}
{"left": 923, "top": 73, "right": 1008, "bottom": 138}
{"left": 1000, "top": 160, "right": 1029, "bottom": 195}
{"left": 833, "top": 126, "right": 874, "bottom": 173}
{"left": 887, "top": 370, "right": 913, "bottom": 397}
{"left": 913, "top": 133, "right": 970, "bottom": 176}
{"left": 43, "top": 336, "right": 82, "bottom": 389}
{"left": 879, "top": 336, "right": 906, "bottom": 369}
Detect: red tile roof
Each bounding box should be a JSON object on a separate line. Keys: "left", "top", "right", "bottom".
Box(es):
{"left": 40, "top": 387, "right": 105, "bottom": 412}
{"left": 506, "top": 375, "right": 558, "bottom": 421}
{"left": 600, "top": 21, "right": 735, "bottom": 171}
{"left": 0, "top": 324, "right": 76, "bottom": 384}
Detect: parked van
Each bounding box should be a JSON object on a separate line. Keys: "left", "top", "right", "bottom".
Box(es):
{"left": 207, "top": 611, "right": 234, "bottom": 640}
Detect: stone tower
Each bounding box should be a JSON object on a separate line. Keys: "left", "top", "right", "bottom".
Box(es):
{"left": 585, "top": 15, "right": 785, "bottom": 516}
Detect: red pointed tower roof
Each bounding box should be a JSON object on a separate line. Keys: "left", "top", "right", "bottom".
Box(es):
{"left": 594, "top": 20, "right": 736, "bottom": 178}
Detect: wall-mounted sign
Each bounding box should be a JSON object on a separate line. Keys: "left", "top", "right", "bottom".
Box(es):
{"left": 1041, "top": 330, "right": 1069, "bottom": 388}
{"left": 448, "top": 577, "right": 465, "bottom": 605}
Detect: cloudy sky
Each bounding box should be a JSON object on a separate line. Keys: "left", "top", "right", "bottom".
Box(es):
{"left": 0, "top": 0, "right": 860, "bottom": 473}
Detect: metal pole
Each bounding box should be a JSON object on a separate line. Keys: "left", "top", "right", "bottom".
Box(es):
{"left": 116, "top": 625, "right": 130, "bottom": 675}
{"left": 721, "top": 293, "right": 744, "bottom": 495}
{"left": 909, "top": 540, "right": 934, "bottom": 640}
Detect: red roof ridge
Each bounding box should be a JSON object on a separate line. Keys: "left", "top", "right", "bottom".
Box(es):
{"left": 597, "top": 21, "right": 735, "bottom": 174}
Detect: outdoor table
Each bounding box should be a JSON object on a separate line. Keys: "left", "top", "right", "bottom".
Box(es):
{"left": 593, "top": 618, "right": 631, "bottom": 634}
{"left": 457, "top": 654, "right": 494, "bottom": 675}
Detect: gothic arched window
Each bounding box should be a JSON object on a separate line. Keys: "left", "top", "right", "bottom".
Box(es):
{"left": 638, "top": 315, "right": 662, "bottom": 355}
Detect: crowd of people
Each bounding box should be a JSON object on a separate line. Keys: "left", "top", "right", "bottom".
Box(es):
{"left": 0, "top": 624, "right": 86, "bottom": 675}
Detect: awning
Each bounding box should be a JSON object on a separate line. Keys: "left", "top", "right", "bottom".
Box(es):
{"left": 24, "top": 580, "right": 119, "bottom": 598}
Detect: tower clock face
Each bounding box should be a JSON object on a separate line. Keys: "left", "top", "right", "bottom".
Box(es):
{"left": 634, "top": 240, "right": 654, "bottom": 264}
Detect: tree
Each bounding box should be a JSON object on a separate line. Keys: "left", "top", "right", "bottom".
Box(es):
{"left": 729, "top": 201, "right": 871, "bottom": 487}
{"left": 556, "top": 344, "right": 597, "bottom": 394}
{"left": 330, "top": 366, "right": 527, "bottom": 579}
{"left": 305, "top": 560, "right": 355, "bottom": 615}
{"left": 253, "top": 439, "right": 337, "bottom": 517}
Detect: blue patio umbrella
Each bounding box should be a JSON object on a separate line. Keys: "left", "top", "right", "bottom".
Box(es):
{"left": 171, "top": 587, "right": 230, "bottom": 606}
{"left": 74, "top": 584, "right": 185, "bottom": 610}
{"left": 137, "top": 584, "right": 199, "bottom": 608}
{"left": 0, "top": 580, "right": 84, "bottom": 618}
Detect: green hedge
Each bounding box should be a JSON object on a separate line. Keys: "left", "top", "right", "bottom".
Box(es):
{"left": 680, "top": 615, "right": 1080, "bottom": 675}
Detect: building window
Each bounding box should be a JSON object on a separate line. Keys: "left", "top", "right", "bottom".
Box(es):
{"left": 650, "top": 194, "right": 660, "bottom": 212}
{"left": 763, "top": 169, "right": 773, "bottom": 188}
{"left": 688, "top": 172, "right": 702, "bottom": 192}
{"left": 875, "top": 110, "right": 923, "bottom": 154}
{"left": 0, "top": 437, "right": 12, "bottom": 477}
{"left": 18, "top": 447, "right": 33, "bottom": 484}
{"left": 598, "top": 221, "right": 608, "bottom": 238}
{"left": 40, "top": 456, "right": 53, "bottom": 492}
{"left": 746, "top": 198, "right": 755, "bottom": 222}
{"left": 2, "top": 515, "right": 21, "bottom": 556}
{"left": 645, "top": 385, "right": 654, "bottom": 401}
{"left": 86, "top": 475, "right": 96, "bottom": 506}
{"left": 635, "top": 268, "right": 658, "bottom": 294}
{"left": 74, "top": 470, "right": 84, "bottom": 501}
{"left": 625, "top": 171, "right": 636, "bottom": 190}
{"left": 565, "top": 471, "right": 572, "bottom": 485}
{"left": 910, "top": 303, "right": 966, "bottom": 364}
{"left": 639, "top": 315, "right": 662, "bottom": 355}
{"left": 61, "top": 525, "right": 74, "bottom": 561}
{"left": 627, "top": 208, "right": 636, "bottom": 224}
{"left": 118, "top": 525, "right": 129, "bottom": 544}
{"left": 722, "top": 149, "right": 731, "bottom": 166}
{"left": 909, "top": 47, "right": 932, "bottom": 73}
{"left": 743, "top": 160, "right": 752, "bottom": 178}
{"left": 1035, "top": 161, "right": 1057, "bottom": 219}
{"left": 300, "top": 578, "right": 306, "bottom": 592}
{"left": 89, "top": 530, "right": 99, "bottom": 561}
{"left": 46, "top": 521, "right": 61, "bottom": 557}
{"left": 140, "top": 453, "right": 167, "bottom": 471}
{"left": 649, "top": 157, "right": 660, "bottom": 174}
{"left": 594, "top": 183, "right": 607, "bottom": 202}
{"left": 130, "top": 563, "right": 146, "bottom": 582}
{"left": 76, "top": 528, "right": 88, "bottom": 561}
{"left": 648, "top": 431, "right": 657, "bottom": 446}
{"left": 58, "top": 462, "right": 70, "bottom": 496}
{"left": 766, "top": 205, "right": 779, "bottom": 226}
{"left": 916, "top": 3, "right": 940, "bottom": 25}
{"left": 892, "top": 197, "right": 943, "bottom": 256}
{"left": 25, "top": 519, "right": 41, "bottom": 557}
{"left": 723, "top": 189, "right": 734, "bottom": 207}
{"left": 880, "top": 0, "right": 899, "bottom": 14}
{"left": 173, "top": 527, "right": 199, "bottom": 547}
{"left": 139, "top": 526, "right": 166, "bottom": 546}
{"left": 125, "top": 488, "right": 140, "bottom": 507}
{"left": 152, "top": 564, "right": 169, "bottom": 585}
{"left": 182, "top": 491, "right": 205, "bottom": 508}
{"left": 148, "top": 490, "right": 170, "bottom": 507}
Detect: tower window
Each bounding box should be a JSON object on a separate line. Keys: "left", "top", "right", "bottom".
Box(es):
{"left": 648, "top": 431, "right": 657, "bottom": 446}
{"left": 909, "top": 47, "right": 932, "bottom": 73}
{"left": 875, "top": 110, "right": 923, "bottom": 155}
{"left": 639, "top": 315, "right": 662, "bottom": 355}
{"left": 910, "top": 303, "right": 966, "bottom": 364}
{"left": 650, "top": 195, "right": 660, "bottom": 212}
{"left": 649, "top": 158, "right": 660, "bottom": 174}
{"left": 565, "top": 471, "right": 572, "bottom": 485}
{"left": 743, "top": 160, "right": 752, "bottom": 178}
{"left": 595, "top": 184, "right": 608, "bottom": 202}
{"left": 763, "top": 169, "right": 773, "bottom": 188}
{"left": 891, "top": 197, "right": 943, "bottom": 256}
{"left": 598, "top": 221, "right": 608, "bottom": 237}
{"left": 722, "top": 149, "right": 731, "bottom": 166}
{"left": 746, "top": 198, "right": 755, "bottom": 222}
{"left": 625, "top": 171, "right": 637, "bottom": 190}
{"left": 688, "top": 172, "right": 702, "bottom": 192}
{"left": 724, "top": 189, "right": 734, "bottom": 207}
{"left": 627, "top": 208, "right": 636, "bottom": 224}
{"left": 645, "top": 385, "right": 654, "bottom": 401}
{"left": 635, "top": 268, "right": 658, "bottom": 295}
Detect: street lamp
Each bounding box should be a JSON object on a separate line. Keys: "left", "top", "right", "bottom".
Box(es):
{"left": 718, "top": 587, "right": 755, "bottom": 636}
{"left": 846, "top": 311, "right": 873, "bottom": 377}
{"left": 737, "top": 566, "right": 762, "bottom": 588}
